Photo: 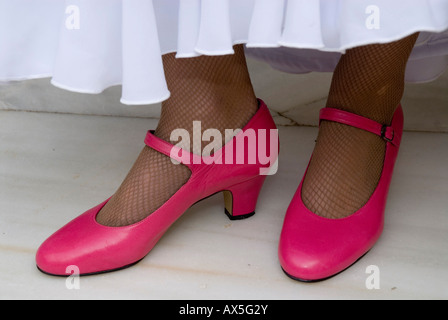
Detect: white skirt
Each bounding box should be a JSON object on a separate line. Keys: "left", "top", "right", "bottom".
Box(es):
{"left": 1, "top": 0, "right": 448, "bottom": 105}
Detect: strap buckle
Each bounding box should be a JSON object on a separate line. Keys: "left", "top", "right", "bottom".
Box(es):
{"left": 381, "top": 125, "right": 394, "bottom": 143}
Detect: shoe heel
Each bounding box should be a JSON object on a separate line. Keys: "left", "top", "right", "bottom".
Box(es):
{"left": 223, "top": 175, "right": 267, "bottom": 220}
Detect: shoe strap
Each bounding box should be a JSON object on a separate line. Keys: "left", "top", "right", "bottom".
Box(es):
{"left": 144, "top": 130, "right": 201, "bottom": 169}
{"left": 319, "top": 107, "right": 397, "bottom": 145}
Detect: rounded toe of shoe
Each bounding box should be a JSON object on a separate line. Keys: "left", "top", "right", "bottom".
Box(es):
{"left": 278, "top": 212, "right": 365, "bottom": 282}
{"left": 278, "top": 222, "right": 376, "bottom": 282}
{"left": 278, "top": 206, "right": 340, "bottom": 281}
{"left": 35, "top": 217, "right": 96, "bottom": 276}
{"left": 279, "top": 240, "right": 336, "bottom": 282}
{"left": 35, "top": 202, "right": 149, "bottom": 276}
{"left": 35, "top": 208, "right": 107, "bottom": 276}
{"left": 36, "top": 239, "right": 70, "bottom": 276}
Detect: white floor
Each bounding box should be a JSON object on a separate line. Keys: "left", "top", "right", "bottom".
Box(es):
{"left": 1, "top": 103, "right": 447, "bottom": 300}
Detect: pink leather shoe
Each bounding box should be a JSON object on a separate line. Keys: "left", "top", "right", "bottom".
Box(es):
{"left": 36, "top": 99, "right": 278, "bottom": 276}
{"left": 279, "top": 105, "right": 404, "bottom": 282}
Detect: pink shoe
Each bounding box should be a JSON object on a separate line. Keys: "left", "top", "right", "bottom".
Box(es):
{"left": 36, "top": 100, "right": 278, "bottom": 276}
{"left": 279, "top": 105, "right": 404, "bottom": 282}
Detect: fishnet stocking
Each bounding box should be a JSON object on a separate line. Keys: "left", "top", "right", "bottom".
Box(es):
{"left": 155, "top": 45, "right": 258, "bottom": 153}
{"left": 302, "top": 33, "right": 419, "bottom": 219}
{"left": 96, "top": 45, "right": 258, "bottom": 227}
{"left": 95, "top": 148, "right": 192, "bottom": 227}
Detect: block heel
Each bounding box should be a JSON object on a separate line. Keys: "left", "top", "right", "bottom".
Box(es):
{"left": 223, "top": 175, "right": 267, "bottom": 220}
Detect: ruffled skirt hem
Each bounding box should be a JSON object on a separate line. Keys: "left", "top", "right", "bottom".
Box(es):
{"left": 1, "top": 0, "right": 448, "bottom": 105}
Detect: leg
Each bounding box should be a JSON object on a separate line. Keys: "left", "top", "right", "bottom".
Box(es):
{"left": 96, "top": 45, "right": 258, "bottom": 227}
{"left": 302, "top": 33, "right": 419, "bottom": 219}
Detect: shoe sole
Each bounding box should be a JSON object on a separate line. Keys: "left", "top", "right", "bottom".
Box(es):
{"left": 36, "top": 258, "right": 144, "bottom": 277}
{"left": 281, "top": 251, "right": 370, "bottom": 283}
